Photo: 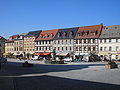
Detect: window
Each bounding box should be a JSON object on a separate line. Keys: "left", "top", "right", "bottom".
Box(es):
{"left": 66, "top": 47, "right": 67, "bottom": 50}
{"left": 88, "top": 47, "right": 91, "bottom": 51}
{"left": 49, "top": 47, "right": 51, "bottom": 50}
{"left": 116, "top": 55, "right": 118, "bottom": 60}
{"left": 57, "top": 32, "right": 61, "bottom": 37}
{"left": 115, "top": 27, "right": 117, "bottom": 29}
{"left": 70, "top": 40, "right": 71, "bottom": 44}
{"left": 88, "top": 39, "right": 91, "bottom": 43}
{"left": 58, "top": 47, "right": 59, "bottom": 50}
{"left": 79, "top": 39, "right": 82, "bottom": 43}
{"left": 63, "top": 32, "right": 67, "bottom": 37}
{"left": 76, "top": 40, "right": 78, "bottom": 44}
{"left": 109, "top": 39, "right": 111, "bottom": 43}
{"left": 79, "top": 47, "right": 82, "bottom": 51}
{"left": 62, "top": 40, "right": 63, "bottom": 44}
{"left": 109, "top": 47, "right": 112, "bottom": 51}
{"left": 92, "top": 39, "right": 95, "bottom": 43}
{"left": 116, "top": 46, "right": 119, "bottom": 51}
{"left": 76, "top": 47, "right": 78, "bottom": 51}
{"left": 116, "top": 39, "right": 118, "bottom": 42}
{"left": 84, "top": 47, "right": 86, "bottom": 51}
{"left": 100, "top": 39, "right": 102, "bottom": 43}
{"left": 93, "top": 47, "right": 96, "bottom": 51}
{"left": 58, "top": 40, "right": 60, "bottom": 44}
{"left": 66, "top": 40, "right": 67, "bottom": 44}
{"left": 83, "top": 39, "right": 86, "bottom": 43}
{"left": 70, "top": 47, "right": 72, "bottom": 51}
{"left": 69, "top": 31, "right": 74, "bottom": 37}
{"left": 54, "top": 41, "right": 56, "bottom": 44}
{"left": 104, "top": 47, "right": 107, "bottom": 51}
{"left": 49, "top": 41, "right": 51, "bottom": 44}
{"left": 100, "top": 47, "right": 103, "bottom": 51}
{"left": 50, "top": 34, "right": 54, "bottom": 38}
{"left": 62, "top": 47, "right": 64, "bottom": 51}
{"left": 104, "top": 39, "right": 106, "bottom": 43}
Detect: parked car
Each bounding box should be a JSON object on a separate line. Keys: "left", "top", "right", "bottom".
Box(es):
{"left": 63, "top": 57, "right": 72, "bottom": 62}
{"left": 31, "top": 56, "right": 43, "bottom": 60}
{"left": 0, "top": 57, "right": 7, "bottom": 63}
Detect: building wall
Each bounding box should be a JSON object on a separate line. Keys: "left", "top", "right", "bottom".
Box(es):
{"left": 5, "top": 42, "right": 14, "bottom": 54}
{"left": 74, "top": 38, "right": 99, "bottom": 55}
{"left": 0, "top": 38, "right": 5, "bottom": 57}
{"left": 24, "top": 36, "right": 35, "bottom": 54}
{"left": 14, "top": 40, "right": 24, "bottom": 55}
{"left": 35, "top": 40, "right": 53, "bottom": 53}
{"left": 53, "top": 39, "right": 74, "bottom": 54}
{"left": 98, "top": 38, "right": 120, "bottom": 60}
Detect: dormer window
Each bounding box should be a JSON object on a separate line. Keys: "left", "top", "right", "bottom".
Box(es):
{"left": 115, "top": 27, "right": 117, "bottom": 29}
{"left": 69, "top": 31, "right": 74, "bottom": 37}
{"left": 40, "top": 35, "right": 43, "bottom": 38}
{"left": 63, "top": 32, "right": 67, "bottom": 37}
{"left": 90, "top": 31, "right": 96, "bottom": 36}
{"left": 83, "top": 31, "right": 89, "bottom": 36}
{"left": 44, "top": 34, "right": 49, "bottom": 38}
{"left": 57, "top": 32, "right": 61, "bottom": 37}
{"left": 95, "top": 31, "right": 98, "bottom": 35}
{"left": 50, "top": 33, "right": 54, "bottom": 38}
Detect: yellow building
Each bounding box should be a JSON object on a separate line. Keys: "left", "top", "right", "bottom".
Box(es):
{"left": 13, "top": 33, "right": 27, "bottom": 58}
{"left": 24, "top": 30, "right": 41, "bottom": 59}
{"left": 4, "top": 40, "right": 14, "bottom": 57}
{"left": 0, "top": 36, "right": 6, "bottom": 57}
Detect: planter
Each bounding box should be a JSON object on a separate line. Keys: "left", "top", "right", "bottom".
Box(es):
{"left": 105, "top": 64, "right": 118, "bottom": 69}
{"left": 45, "top": 61, "right": 64, "bottom": 64}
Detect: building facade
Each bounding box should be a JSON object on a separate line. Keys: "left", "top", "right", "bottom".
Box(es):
{"left": 13, "top": 33, "right": 27, "bottom": 58}
{"left": 24, "top": 30, "right": 41, "bottom": 58}
{"left": 35, "top": 29, "right": 58, "bottom": 59}
{"left": 99, "top": 25, "right": 120, "bottom": 60}
{"left": 0, "top": 36, "right": 6, "bottom": 57}
{"left": 53, "top": 27, "right": 78, "bottom": 59}
{"left": 74, "top": 24, "right": 103, "bottom": 61}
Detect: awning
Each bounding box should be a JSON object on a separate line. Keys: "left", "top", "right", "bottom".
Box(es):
{"left": 3, "top": 53, "right": 13, "bottom": 55}
{"left": 34, "top": 52, "right": 51, "bottom": 55}
{"left": 13, "top": 53, "right": 21, "bottom": 55}
{"left": 56, "top": 53, "right": 68, "bottom": 56}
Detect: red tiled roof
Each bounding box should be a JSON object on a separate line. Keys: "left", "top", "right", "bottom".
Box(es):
{"left": 9, "top": 35, "right": 18, "bottom": 40}
{"left": 75, "top": 24, "right": 103, "bottom": 39}
{"left": 0, "top": 36, "right": 6, "bottom": 40}
{"left": 36, "top": 29, "right": 58, "bottom": 40}
{"left": 5, "top": 40, "right": 14, "bottom": 43}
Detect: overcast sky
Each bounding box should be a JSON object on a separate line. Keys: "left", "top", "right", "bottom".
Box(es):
{"left": 0, "top": 0, "right": 120, "bottom": 38}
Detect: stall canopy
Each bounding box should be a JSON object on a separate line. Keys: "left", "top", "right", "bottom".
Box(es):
{"left": 34, "top": 52, "right": 51, "bottom": 55}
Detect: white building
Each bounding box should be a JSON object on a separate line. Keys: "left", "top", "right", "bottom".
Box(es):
{"left": 99, "top": 25, "right": 120, "bottom": 60}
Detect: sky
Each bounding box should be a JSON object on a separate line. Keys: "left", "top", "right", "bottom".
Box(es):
{"left": 0, "top": 0, "right": 120, "bottom": 38}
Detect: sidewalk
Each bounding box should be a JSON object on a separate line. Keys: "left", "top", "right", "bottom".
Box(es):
{"left": 0, "top": 67, "right": 14, "bottom": 90}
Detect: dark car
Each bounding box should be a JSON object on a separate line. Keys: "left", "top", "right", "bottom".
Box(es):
{"left": 0, "top": 57, "right": 7, "bottom": 63}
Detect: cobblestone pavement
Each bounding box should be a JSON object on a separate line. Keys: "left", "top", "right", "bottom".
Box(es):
{"left": 0, "top": 59, "right": 120, "bottom": 90}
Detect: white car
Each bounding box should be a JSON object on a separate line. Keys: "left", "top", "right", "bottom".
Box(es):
{"left": 63, "top": 57, "right": 72, "bottom": 62}
{"left": 31, "top": 55, "right": 39, "bottom": 60}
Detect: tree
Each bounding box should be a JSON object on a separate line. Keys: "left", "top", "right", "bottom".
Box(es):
{"left": 52, "top": 49, "right": 56, "bottom": 60}
{"left": 89, "top": 51, "right": 99, "bottom": 62}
